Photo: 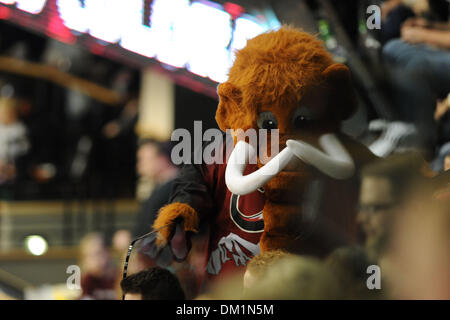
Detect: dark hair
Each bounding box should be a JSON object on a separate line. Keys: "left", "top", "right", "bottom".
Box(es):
{"left": 120, "top": 267, "right": 185, "bottom": 300}
{"left": 326, "top": 246, "right": 375, "bottom": 282}
{"left": 325, "top": 246, "right": 383, "bottom": 299}
{"left": 138, "top": 138, "right": 174, "bottom": 162}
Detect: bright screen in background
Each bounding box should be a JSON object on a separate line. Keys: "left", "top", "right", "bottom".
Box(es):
{"left": 2, "top": 0, "right": 46, "bottom": 14}
{"left": 185, "top": 1, "right": 232, "bottom": 82}
{"left": 1, "top": 0, "right": 281, "bottom": 84}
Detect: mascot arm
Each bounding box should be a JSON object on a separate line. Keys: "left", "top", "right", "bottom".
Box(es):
{"left": 153, "top": 161, "right": 215, "bottom": 249}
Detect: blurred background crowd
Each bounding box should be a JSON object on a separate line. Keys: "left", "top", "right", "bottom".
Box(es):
{"left": 0, "top": 0, "right": 448, "bottom": 300}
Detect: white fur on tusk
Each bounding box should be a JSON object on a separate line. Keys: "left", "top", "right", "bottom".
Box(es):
{"left": 225, "top": 141, "right": 293, "bottom": 195}
{"left": 286, "top": 134, "right": 355, "bottom": 180}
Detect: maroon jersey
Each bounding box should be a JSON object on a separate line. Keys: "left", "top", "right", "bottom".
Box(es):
{"left": 204, "top": 163, "right": 265, "bottom": 278}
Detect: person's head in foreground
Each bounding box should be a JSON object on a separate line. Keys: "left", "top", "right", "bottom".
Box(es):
{"left": 325, "top": 246, "right": 383, "bottom": 299}
{"left": 243, "top": 254, "right": 341, "bottom": 300}
{"left": 121, "top": 267, "right": 185, "bottom": 300}
{"left": 243, "top": 249, "right": 291, "bottom": 290}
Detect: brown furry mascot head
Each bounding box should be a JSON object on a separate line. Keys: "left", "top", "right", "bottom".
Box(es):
{"left": 216, "top": 26, "right": 356, "bottom": 134}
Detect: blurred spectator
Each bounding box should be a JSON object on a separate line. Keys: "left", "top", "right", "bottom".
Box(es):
{"left": 112, "top": 230, "right": 132, "bottom": 255}
{"left": 78, "top": 233, "right": 118, "bottom": 300}
{"left": 132, "top": 139, "right": 179, "bottom": 237}
{"left": 120, "top": 267, "right": 185, "bottom": 300}
{"left": 0, "top": 97, "right": 29, "bottom": 185}
{"left": 381, "top": 0, "right": 450, "bottom": 150}
{"left": 382, "top": 0, "right": 448, "bottom": 26}
{"left": 382, "top": 0, "right": 405, "bottom": 20}
{"left": 381, "top": 0, "right": 416, "bottom": 44}
{"left": 357, "top": 153, "right": 426, "bottom": 261}
{"left": 401, "top": 16, "right": 450, "bottom": 49}
{"left": 243, "top": 249, "right": 290, "bottom": 290}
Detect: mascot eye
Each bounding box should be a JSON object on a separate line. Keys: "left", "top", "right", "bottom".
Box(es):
{"left": 293, "top": 115, "right": 312, "bottom": 128}
{"left": 257, "top": 112, "right": 278, "bottom": 130}
{"left": 292, "top": 107, "right": 316, "bottom": 129}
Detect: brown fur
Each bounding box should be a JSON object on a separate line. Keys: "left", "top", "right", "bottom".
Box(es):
{"left": 216, "top": 26, "right": 356, "bottom": 133}
{"left": 153, "top": 202, "right": 198, "bottom": 246}
{"left": 217, "top": 27, "right": 376, "bottom": 255}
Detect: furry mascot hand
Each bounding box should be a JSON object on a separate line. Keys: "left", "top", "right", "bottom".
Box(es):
{"left": 152, "top": 203, "right": 199, "bottom": 260}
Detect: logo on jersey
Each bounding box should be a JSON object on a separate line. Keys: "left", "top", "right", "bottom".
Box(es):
{"left": 229, "top": 190, "right": 264, "bottom": 233}
{"left": 206, "top": 233, "right": 260, "bottom": 275}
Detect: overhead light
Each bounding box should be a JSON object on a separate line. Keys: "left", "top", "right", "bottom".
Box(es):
{"left": 24, "top": 235, "right": 48, "bottom": 256}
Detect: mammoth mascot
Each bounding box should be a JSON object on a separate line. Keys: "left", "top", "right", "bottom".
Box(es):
{"left": 152, "top": 27, "right": 376, "bottom": 280}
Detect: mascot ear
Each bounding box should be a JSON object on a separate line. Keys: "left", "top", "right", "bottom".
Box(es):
{"left": 322, "top": 64, "right": 357, "bottom": 121}
{"left": 216, "top": 82, "right": 246, "bottom": 131}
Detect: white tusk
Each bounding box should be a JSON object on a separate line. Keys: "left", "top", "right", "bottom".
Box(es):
{"left": 286, "top": 134, "right": 355, "bottom": 180}
{"left": 225, "top": 141, "right": 294, "bottom": 195}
